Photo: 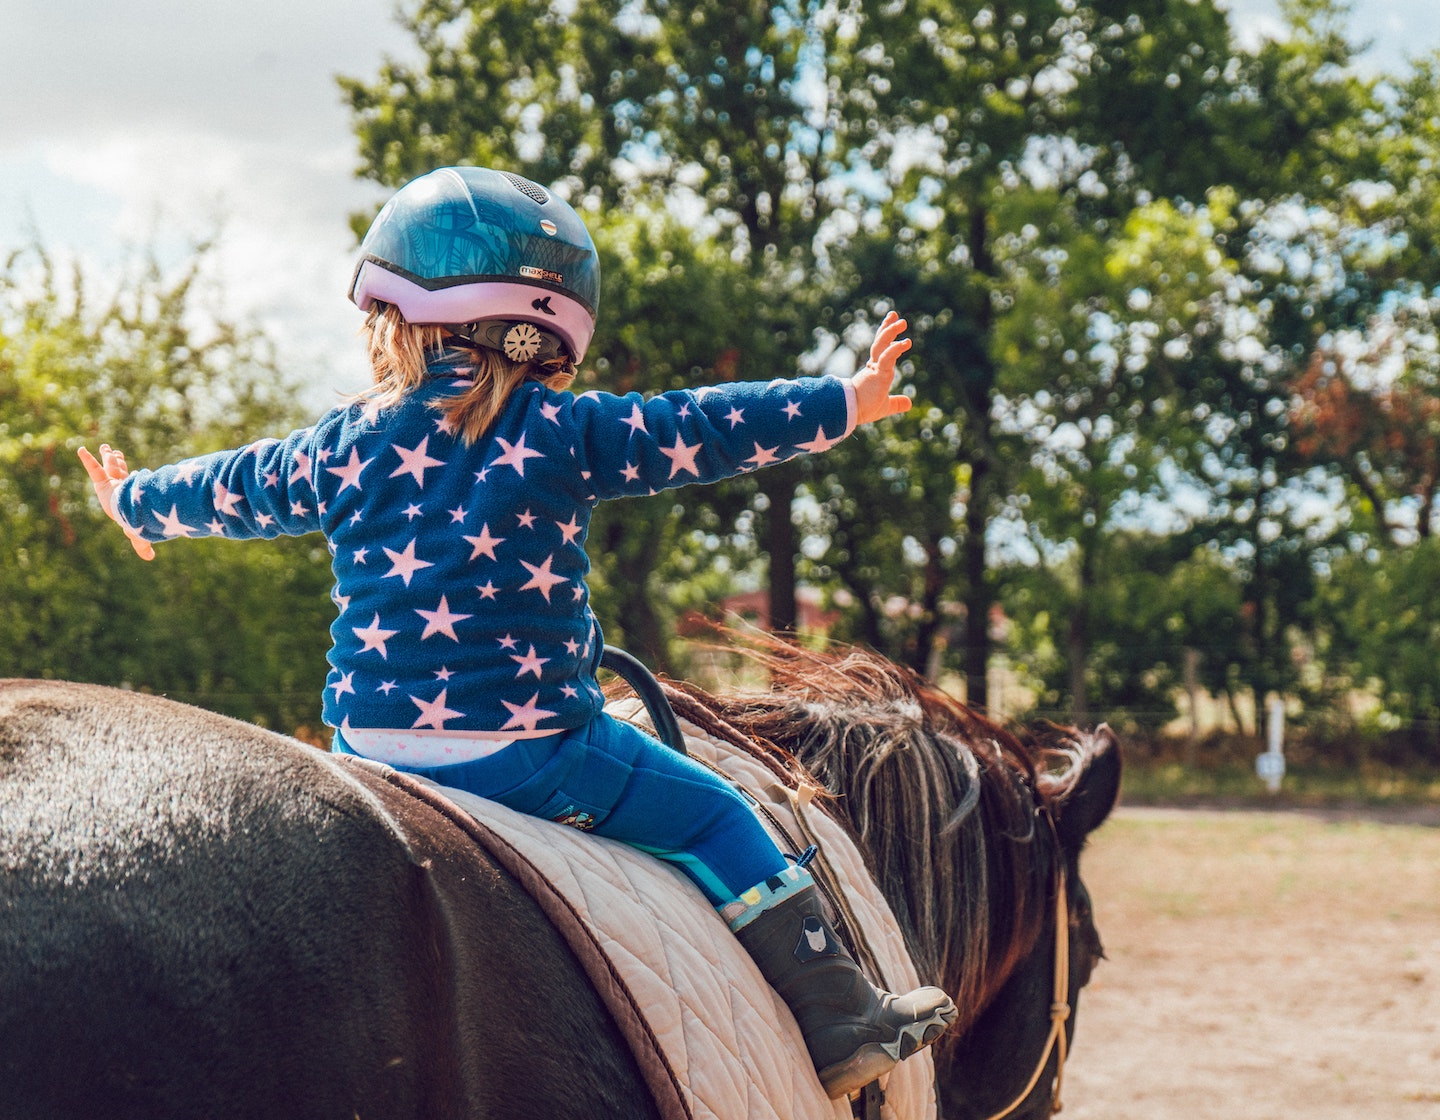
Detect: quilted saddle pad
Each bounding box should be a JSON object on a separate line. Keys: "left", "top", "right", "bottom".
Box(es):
{"left": 404, "top": 700, "right": 939, "bottom": 1120}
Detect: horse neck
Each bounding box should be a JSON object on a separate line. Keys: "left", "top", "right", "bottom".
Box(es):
{"left": 817, "top": 723, "right": 1058, "bottom": 1037}
{"left": 665, "top": 685, "right": 1058, "bottom": 1037}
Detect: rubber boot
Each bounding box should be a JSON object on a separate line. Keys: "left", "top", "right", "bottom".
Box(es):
{"left": 731, "top": 881, "right": 958, "bottom": 1098}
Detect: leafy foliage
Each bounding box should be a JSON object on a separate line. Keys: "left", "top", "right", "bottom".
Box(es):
{"left": 1316, "top": 539, "right": 1440, "bottom": 749}
{"left": 0, "top": 247, "right": 333, "bottom": 731}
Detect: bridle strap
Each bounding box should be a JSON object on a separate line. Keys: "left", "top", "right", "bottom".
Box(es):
{"left": 980, "top": 867, "right": 1070, "bottom": 1120}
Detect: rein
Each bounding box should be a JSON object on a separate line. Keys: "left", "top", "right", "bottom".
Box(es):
{"left": 980, "top": 861, "right": 1071, "bottom": 1120}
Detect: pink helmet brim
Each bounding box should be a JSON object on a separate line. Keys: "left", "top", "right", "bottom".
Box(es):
{"left": 352, "top": 262, "right": 596, "bottom": 362}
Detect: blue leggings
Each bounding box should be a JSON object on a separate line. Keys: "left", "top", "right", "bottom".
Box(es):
{"left": 333, "top": 712, "right": 790, "bottom": 905}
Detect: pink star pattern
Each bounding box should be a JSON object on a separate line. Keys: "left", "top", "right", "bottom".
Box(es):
{"left": 518, "top": 554, "right": 568, "bottom": 602}
{"left": 416, "top": 595, "right": 472, "bottom": 641}
{"left": 510, "top": 643, "right": 550, "bottom": 679}
{"left": 556, "top": 514, "right": 583, "bottom": 545}
{"left": 213, "top": 482, "right": 243, "bottom": 516}
{"left": 411, "top": 687, "right": 464, "bottom": 730}
{"left": 660, "top": 434, "right": 703, "bottom": 479}
{"left": 621, "top": 403, "right": 647, "bottom": 435}
{"left": 154, "top": 505, "right": 197, "bottom": 538}
{"left": 390, "top": 436, "right": 446, "bottom": 487}
{"left": 501, "top": 692, "right": 558, "bottom": 732}
{"left": 795, "top": 426, "right": 843, "bottom": 455}
{"left": 745, "top": 442, "right": 781, "bottom": 469}
{"left": 327, "top": 447, "right": 372, "bottom": 493}
{"left": 354, "top": 613, "right": 399, "bottom": 658}
{"left": 464, "top": 524, "right": 504, "bottom": 561}
{"left": 382, "top": 539, "right": 434, "bottom": 586}
{"left": 492, "top": 434, "right": 545, "bottom": 477}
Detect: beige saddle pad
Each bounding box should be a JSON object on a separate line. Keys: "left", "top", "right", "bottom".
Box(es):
{"left": 407, "top": 699, "right": 939, "bottom": 1120}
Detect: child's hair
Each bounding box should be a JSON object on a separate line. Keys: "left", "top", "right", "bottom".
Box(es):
{"left": 356, "top": 302, "right": 576, "bottom": 443}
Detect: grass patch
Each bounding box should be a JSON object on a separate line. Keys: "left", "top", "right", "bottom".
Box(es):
{"left": 1118, "top": 758, "right": 1440, "bottom": 809}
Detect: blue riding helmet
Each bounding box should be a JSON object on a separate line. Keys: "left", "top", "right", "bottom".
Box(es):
{"left": 349, "top": 166, "right": 600, "bottom": 362}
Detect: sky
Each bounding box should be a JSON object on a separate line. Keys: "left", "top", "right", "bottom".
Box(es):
{"left": 2, "top": 0, "right": 1438, "bottom": 413}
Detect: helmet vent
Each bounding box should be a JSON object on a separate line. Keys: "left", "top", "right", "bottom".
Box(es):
{"left": 501, "top": 172, "right": 550, "bottom": 206}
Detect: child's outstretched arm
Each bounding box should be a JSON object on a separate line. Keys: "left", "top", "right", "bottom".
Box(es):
{"left": 850, "top": 311, "right": 914, "bottom": 426}
{"left": 78, "top": 444, "right": 156, "bottom": 560}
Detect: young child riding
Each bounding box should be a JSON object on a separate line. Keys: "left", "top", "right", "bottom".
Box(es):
{"left": 80, "top": 165, "right": 957, "bottom": 1097}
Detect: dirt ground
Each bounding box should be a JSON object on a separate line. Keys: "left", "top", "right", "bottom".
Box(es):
{"left": 1060, "top": 805, "right": 1440, "bottom": 1120}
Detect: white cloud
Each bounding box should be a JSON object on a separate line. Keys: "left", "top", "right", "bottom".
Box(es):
{"left": 1222, "top": 0, "right": 1440, "bottom": 73}
{"left": 0, "top": 0, "right": 403, "bottom": 147}
{"left": 0, "top": 0, "right": 410, "bottom": 409}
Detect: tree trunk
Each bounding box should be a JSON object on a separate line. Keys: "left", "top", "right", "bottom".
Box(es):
{"left": 761, "top": 461, "right": 799, "bottom": 634}
{"left": 1247, "top": 485, "right": 1271, "bottom": 743}
{"left": 959, "top": 200, "right": 998, "bottom": 711}
{"left": 1066, "top": 611, "right": 1089, "bottom": 723}
{"left": 1184, "top": 647, "right": 1202, "bottom": 768}
{"left": 1066, "top": 531, "right": 1098, "bottom": 722}
{"left": 961, "top": 462, "right": 990, "bottom": 710}
{"left": 910, "top": 537, "right": 947, "bottom": 677}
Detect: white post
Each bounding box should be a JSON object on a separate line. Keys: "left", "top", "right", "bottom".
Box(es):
{"left": 1255, "top": 695, "right": 1286, "bottom": 793}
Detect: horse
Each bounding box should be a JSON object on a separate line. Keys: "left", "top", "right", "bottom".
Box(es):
{"left": 0, "top": 643, "right": 1120, "bottom": 1120}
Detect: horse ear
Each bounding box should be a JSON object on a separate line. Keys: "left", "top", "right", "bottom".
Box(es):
{"left": 1051, "top": 725, "right": 1122, "bottom": 850}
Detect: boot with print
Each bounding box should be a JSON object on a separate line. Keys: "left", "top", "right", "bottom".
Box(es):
{"left": 724, "top": 870, "right": 957, "bottom": 1098}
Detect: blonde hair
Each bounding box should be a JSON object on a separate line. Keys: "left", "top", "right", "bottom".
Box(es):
{"left": 355, "top": 302, "right": 576, "bottom": 443}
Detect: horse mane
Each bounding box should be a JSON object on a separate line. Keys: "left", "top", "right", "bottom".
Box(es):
{"left": 658, "top": 638, "right": 1094, "bottom": 1038}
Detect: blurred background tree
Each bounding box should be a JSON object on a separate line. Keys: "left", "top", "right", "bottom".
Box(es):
{"left": 0, "top": 246, "right": 333, "bottom": 732}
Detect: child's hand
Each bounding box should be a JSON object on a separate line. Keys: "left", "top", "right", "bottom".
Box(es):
{"left": 78, "top": 444, "right": 156, "bottom": 561}
{"left": 851, "top": 311, "right": 914, "bottom": 426}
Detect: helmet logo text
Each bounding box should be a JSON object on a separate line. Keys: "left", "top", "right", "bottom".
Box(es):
{"left": 520, "top": 265, "right": 564, "bottom": 285}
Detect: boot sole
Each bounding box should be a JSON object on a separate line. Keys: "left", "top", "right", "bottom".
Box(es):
{"left": 816, "top": 1002, "right": 959, "bottom": 1099}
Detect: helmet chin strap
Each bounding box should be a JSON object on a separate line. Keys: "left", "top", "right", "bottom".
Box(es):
{"left": 449, "top": 319, "right": 570, "bottom": 364}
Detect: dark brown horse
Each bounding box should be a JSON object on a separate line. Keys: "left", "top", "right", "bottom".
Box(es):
{"left": 0, "top": 646, "right": 1119, "bottom": 1120}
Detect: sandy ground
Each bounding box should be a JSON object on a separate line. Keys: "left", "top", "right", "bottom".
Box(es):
{"left": 1060, "top": 805, "right": 1440, "bottom": 1120}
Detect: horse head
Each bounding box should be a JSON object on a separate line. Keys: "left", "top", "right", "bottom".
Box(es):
{"left": 935, "top": 724, "right": 1121, "bottom": 1120}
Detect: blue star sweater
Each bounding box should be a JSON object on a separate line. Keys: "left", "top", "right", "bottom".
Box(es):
{"left": 115, "top": 353, "right": 857, "bottom": 738}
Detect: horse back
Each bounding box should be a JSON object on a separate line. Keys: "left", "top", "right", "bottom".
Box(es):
{"left": 0, "top": 680, "right": 658, "bottom": 1120}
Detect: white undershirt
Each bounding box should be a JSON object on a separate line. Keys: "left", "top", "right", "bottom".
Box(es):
{"left": 341, "top": 727, "right": 517, "bottom": 768}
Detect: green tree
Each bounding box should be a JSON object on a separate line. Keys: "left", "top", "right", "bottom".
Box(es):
{"left": 1002, "top": 532, "right": 1248, "bottom": 732}
{"left": 1278, "top": 54, "right": 1440, "bottom": 743}
{"left": 1317, "top": 540, "right": 1440, "bottom": 753}
{"left": 790, "top": 0, "right": 1372, "bottom": 709}
{"left": 580, "top": 211, "right": 790, "bottom": 671}
{"left": 0, "top": 246, "right": 333, "bottom": 731}
{"left": 340, "top": 0, "right": 882, "bottom": 634}
{"left": 793, "top": 235, "right": 981, "bottom": 675}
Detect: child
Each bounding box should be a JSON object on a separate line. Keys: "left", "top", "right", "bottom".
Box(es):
{"left": 80, "top": 165, "right": 956, "bottom": 1097}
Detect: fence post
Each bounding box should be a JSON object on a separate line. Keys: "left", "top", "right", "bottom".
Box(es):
{"left": 1255, "top": 694, "right": 1286, "bottom": 793}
